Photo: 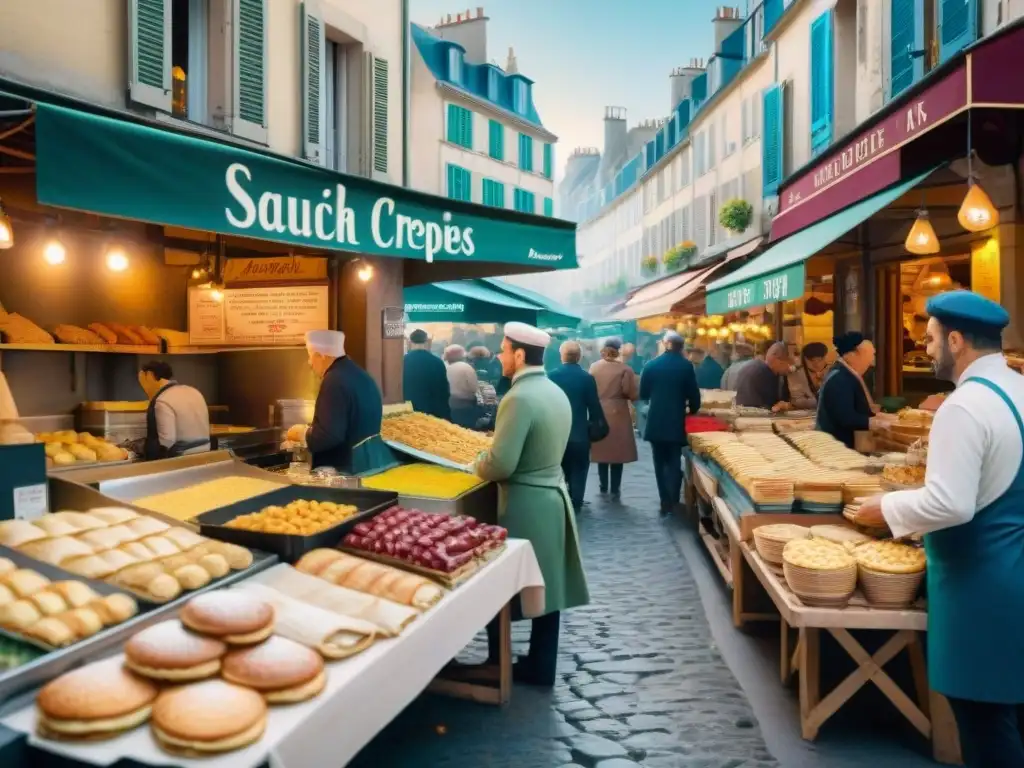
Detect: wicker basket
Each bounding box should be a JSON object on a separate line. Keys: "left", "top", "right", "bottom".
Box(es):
{"left": 753, "top": 524, "right": 810, "bottom": 565}
{"left": 783, "top": 560, "right": 857, "bottom": 607}
{"left": 857, "top": 564, "right": 925, "bottom": 609}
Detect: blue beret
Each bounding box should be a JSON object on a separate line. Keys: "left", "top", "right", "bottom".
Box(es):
{"left": 603, "top": 337, "right": 622, "bottom": 351}
{"left": 926, "top": 290, "right": 1009, "bottom": 333}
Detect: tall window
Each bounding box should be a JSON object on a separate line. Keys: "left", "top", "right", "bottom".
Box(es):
{"left": 518, "top": 133, "right": 534, "bottom": 172}
{"left": 323, "top": 40, "right": 350, "bottom": 172}
{"left": 543, "top": 144, "right": 553, "bottom": 179}
{"left": 170, "top": 0, "right": 211, "bottom": 124}
{"left": 447, "top": 104, "right": 473, "bottom": 149}
{"left": 543, "top": 197, "right": 553, "bottom": 216}
{"left": 448, "top": 47, "right": 463, "bottom": 84}
{"left": 488, "top": 120, "right": 504, "bottom": 160}
{"left": 514, "top": 188, "right": 535, "bottom": 213}
{"left": 513, "top": 79, "right": 528, "bottom": 114}
{"left": 446, "top": 164, "right": 472, "bottom": 202}
{"left": 487, "top": 68, "right": 501, "bottom": 101}
{"left": 483, "top": 179, "right": 505, "bottom": 207}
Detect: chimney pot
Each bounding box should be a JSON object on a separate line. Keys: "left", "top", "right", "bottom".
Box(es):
{"left": 447, "top": 13, "right": 452, "bottom": 23}
{"left": 477, "top": 6, "right": 484, "bottom": 16}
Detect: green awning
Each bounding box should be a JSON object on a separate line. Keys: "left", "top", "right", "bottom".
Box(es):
{"left": 404, "top": 280, "right": 547, "bottom": 324}
{"left": 705, "top": 169, "right": 934, "bottom": 314}
{"left": 32, "top": 103, "right": 577, "bottom": 269}
{"left": 477, "top": 278, "right": 582, "bottom": 328}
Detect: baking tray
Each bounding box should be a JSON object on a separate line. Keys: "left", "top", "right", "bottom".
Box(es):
{"left": 195, "top": 486, "right": 398, "bottom": 563}
{"left": 388, "top": 483, "right": 499, "bottom": 523}
{"left": 383, "top": 440, "right": 475, "bottom": 473}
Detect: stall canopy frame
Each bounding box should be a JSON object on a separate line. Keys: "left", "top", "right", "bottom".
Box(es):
{"left": 404, "top": 279, "right": 554, "bottom": 325}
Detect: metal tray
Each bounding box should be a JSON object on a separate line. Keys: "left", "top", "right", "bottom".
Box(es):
{"left": 385, "top": 483, "right": 499, "bottom": 524}
{"left": 195, "top": 486, "right": 398, "bottom": 563}
{"left": 383, "top": 440, "right": 475, "bottom": 473}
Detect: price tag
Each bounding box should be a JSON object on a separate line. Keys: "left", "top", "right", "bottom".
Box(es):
{"left": 13, "top": 484, "right": 47, "bottom": 521}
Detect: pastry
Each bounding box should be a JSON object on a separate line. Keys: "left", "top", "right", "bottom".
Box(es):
{"left": 50, "top": 581, "right": 101, "bottom": 609}
{"left": 97, "top": 548, "right": 140, "bottom": 573}
{"left": 227, "top": 499, "right": 359, "bottom": 536}
{"left": 140, "top": 536, "right": 181, "bottom": 559}
{"left": 172, "top": 564, "right": 211, "bottom": 590}
{"left": 180, "top": 591, "right": 274, "bottom": 645}
{"left": 0, "top": 584, "right": 15, "bottom": 606}
{"left": 95, "top": 443, "right": 128, "bottom": 462}
{"left": 28, "top": 591, "right": 68, "bottom": 616}
{"left": 61, "top": 555, "right": 115, "bottom": 580}
{"left": 52, "top": 451, "right": 76, "bottom": 467}
{"left": 25, "top": 617, "right": 76, "bottom": 646}
{"left": 56, "top": 608, "right": 104, "bottom": 639}
{"left": 197, "top": 553, "right": 230, "bottom": 579}
{"left": 125, "top": 620, "right": 227, "bottom": 681}
{"left": 67, "top": 445, "right": 97, "bottom": 463}
{"left": 119, "top": 541, "right": 156, "bottom": 561}
{"left": 222, "top": 636, "right": 326, "bottom": 703}
{"left": 33, "top": 517, "right": 81, "bottom": 538}
{"left": 19, "top": 537, "right": 95, "bottom": 566}
{"left": 0, "top": 520, "right": 46, "bottom": 548}
{"left": 854, "top": 540, "right": 927, "bottom": 574}
{"left": 87, "top": 507, "right": 139, "bottom": 525}
{"left": 0, "top": 599, "right": 42, "bottom": 630}
{"left": 36, "top": 657, "right": 158, "bottom": 740}
{"left": 86, "top": 323, "right": 118, "bottom": 345}
{"left": 311, "top": 552, "right": 444, "bottom": 609}
{"left": 151, "top": 679, "right": 267, "bottom": 755}
{"left": 294, "top": 548, "right": 342, "bottom": 576}
{"left": 77, "top": 525, "right": 137, "bottom": 551}
{"left": 46, "top": 512, "right": 107, "bottom": 532}
{"left": 809, "top": 524, "right": 873, "bottom": 547}
{"left": 53, "top": 324, "right": 105, "bottom": 345}
{"left": 103, "top": 322, "right": 143, "bottom": 345}
{"left": 126, "top": 516, "right": 171, "bottom": 538}
{"left": 162, "top": 528, "right": 205, "bottom": 551}
{"left": 159, "top": 552, "right": 198, "bottom": 572}
{"left": 0, "top": 313, "right": 53, "bottom": 344}
{"left": 204, "top": 541, "right": 253, "bottom": 570}
{"left": 142, "top": 574, "right": 182, "bottom": 603}
{"left": 0, "top": 557, "right": 16, "bottom": 578}
{"left": 4, "top": 569, "right": 51, "bottom": 597}
{"left": 130, "top": 326, "right": 161, "bottom": 346}
{"left": 112, "top": 563, "right": 180, "bottom": 602}
{"left": 782, "top": 538, "right": 856, "bottom": 570}
{"left": 90, "top": 593, "right": 139, "bottom": 624}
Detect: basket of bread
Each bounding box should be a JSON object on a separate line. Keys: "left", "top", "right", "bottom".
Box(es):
{"left": 782, "top": 537, "right": 858, "bottom": 608}
{"left": 852, "top": 540, "right": 926, "bottom": 609}
{"left": 752, "top": 523, "right": 810, "bottom": 569}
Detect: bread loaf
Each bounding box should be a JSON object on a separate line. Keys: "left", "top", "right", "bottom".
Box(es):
{"left": 130, "top": 326, "right": 160, "bottom": 345}
{"left": 103, "top": 323, "right": 143, "bottom": 345}
{"left": 296, "top": 550, "right": 443, "bottom": 609}
{"left": 87, "top": 323, "right": 118, "bottom": 344}
{"left": 53, "top": 325, "right": 104, "bottom": 345}
{"left": 0, "top": 314, "right": 53, "bottom": 344}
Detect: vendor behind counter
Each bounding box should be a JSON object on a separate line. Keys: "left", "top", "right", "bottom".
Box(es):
{"left": 137, "top": 361, "right": 211, "bottom": 460}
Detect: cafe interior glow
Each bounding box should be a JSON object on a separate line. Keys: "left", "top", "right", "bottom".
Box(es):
{"left": 958, "top": 182, "right": 998, "bottom": 233}
{"left": 43, "top": 239, "right": 66, "bottom": 265}
{"left": 105, "top": 247, "right": 129, "bottom": 272}
{"left": 0, "top": 198, "right": 13, "bottom": 250}
{"left": 905, "top": 209, "right": 940, "bottom": 255}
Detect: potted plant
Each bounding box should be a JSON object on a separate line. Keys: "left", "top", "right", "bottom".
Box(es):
{"left": 641, "top": 255, "right": 659, "bottom": 276}
{"left": 719, "top": 199, "right": 754, "bottom": 234}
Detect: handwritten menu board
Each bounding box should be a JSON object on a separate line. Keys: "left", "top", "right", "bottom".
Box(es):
{"left": 188, "top": 286, "right": 329, "bottom": 345}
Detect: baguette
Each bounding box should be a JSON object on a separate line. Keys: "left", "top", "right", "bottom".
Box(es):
{"left": 103, "top": 322, "right": 143, "bottom": 345}
{"left": 0, "top": 314, "right": 53, "bottom": 345}
{"left": 87, "top": 323, "right": 118, "bottom": 344}
{"left": 302, "top": 551, "right": 443, "bottom": 609}
{"left": 131, "top": 326, "right": 160, "bottom": 345}
{"left": 53, "top": 325, "right": 105, "bottom": 345}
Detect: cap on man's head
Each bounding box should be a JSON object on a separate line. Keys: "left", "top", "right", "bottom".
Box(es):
{"left": 663, "top": 331, "right": 683, "bottom": 344}
{"left": 927, "top": 290, "right": 1009, "bottom": 338}
{"left": 409, "top": 329, "right": 429, "bottom": 344}
{"left": 833, "top": 331, "right": 866, "bottom": 356}
{"left": 504, "top": 321, "right": 551, "bottom": 348}
{"left": 305, "top": 330, "right": 345, "bottom": 357}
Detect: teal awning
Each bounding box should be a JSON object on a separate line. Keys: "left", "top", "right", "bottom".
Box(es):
{"left": 404, "top": 280, "right": 547, "bottom": 324}
{"left": 705, "top": 170, "right": 934, "bottom": 314}
{"left": 477, "top": 278, "right": 582, "bottom": 328}
{"left": 32, "top": 102, "right": 577, "bottom": 269}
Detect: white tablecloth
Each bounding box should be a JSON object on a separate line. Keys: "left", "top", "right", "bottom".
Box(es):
{"left": 2, "top": 540, "right": 545, "bottom": 768}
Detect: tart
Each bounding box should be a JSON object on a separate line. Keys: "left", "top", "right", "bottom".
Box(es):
{"left": 853, "top": 540, "right": 926, "bottom": 574}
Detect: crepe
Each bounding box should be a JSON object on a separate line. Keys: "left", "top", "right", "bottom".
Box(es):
{"left": 254, "top": 565, "right": 418, "bottom": 637}
{"left": 233, "top": 583, "right": 378, "bottom": 659}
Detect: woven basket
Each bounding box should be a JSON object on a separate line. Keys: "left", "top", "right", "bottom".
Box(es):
{"left": 858, "top": 565, "right": 925, "bottom": 609}
{"left": 753, "top": 525, "right": 810, "bottom": 565}
{"left": 783, "top": 561, "right": 857, "bottom": 607}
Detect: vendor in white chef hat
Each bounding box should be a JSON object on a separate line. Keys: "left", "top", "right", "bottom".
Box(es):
{"left": 856, "top": 290, "right": 1024, "bottom": 767}
{"left": 285, "top": 330, "right": 396, "bottom": 475}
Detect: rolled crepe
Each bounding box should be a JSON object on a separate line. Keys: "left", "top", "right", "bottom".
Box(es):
{"left": 254, "top": 565, "right": 419, "bottom": 637}
{"left": 296, "top": 550, "right": 445, "bottom": 610}
{"left": 232, "top": 583, "right": 378, "bottom": 660}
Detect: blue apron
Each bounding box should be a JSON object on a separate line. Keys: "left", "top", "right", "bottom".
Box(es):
{"left": 926, "top": 376, "right": 1024, "bottom": 703}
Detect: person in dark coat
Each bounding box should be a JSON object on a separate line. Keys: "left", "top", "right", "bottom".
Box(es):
{"left": 468, "top": 344, "right": 498, "bottom": 386}
{"left": 543, "top": 334, "right": 563, "bottom": 373}
{"left": 734, "top": 342, "right": 792, "bottom": 409}
{"left": 287, "top": 330, "right": 396, "bottom": 475}
{"left": 696, "top": 345, "right": 727, "bottom": 389}
{"left": 816, "top": 332, "right": 880, "bottom": 448}
{"left": 549, "top": 341, "right": 603, "bottom": 513}
{"left": 402, "top": 329, "right": 450, "bottom": 420}
{"left": 639, "top": 331, "right": 702, "bottom": 514}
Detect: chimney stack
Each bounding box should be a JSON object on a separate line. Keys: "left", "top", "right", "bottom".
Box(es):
{"left": 669, "top": 61, "right": 705, "bottom": 110}
{"left": 713, "top": 6, "right": 744, "bottom": 54}
{"left": 433, "top": 7, "right": 490, "bottom": 65}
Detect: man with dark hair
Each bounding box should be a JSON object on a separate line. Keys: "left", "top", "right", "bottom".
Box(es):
{"left": 856, "top": 291, "right": 1024, "bottom": 767}
{"left": 137, "top": 361, "right": 211, "bottom": 460}
{"left": 549, "top": 341, "right": 602, "bottom": 514}
{"left": 639, "top": 331, "right": 702, "bottom": 514}
{"left": 402, "top": 329, "right": 450, "bottom": 420}
{"left": 477, "top": 322, "right": 589, "bottom": 686}
{"left": 734, "top": 341, "right": 792, "bottom": 409}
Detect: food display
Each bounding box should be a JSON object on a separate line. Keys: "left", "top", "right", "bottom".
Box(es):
{"left": 360, "top": 464, "right": 486, "bottom": 499}
{"left": 341, "top": 507, "right": 508, "bottom": 578}
{"left": 782, "top": 537, "right": 858, "bottom": 607}
{"left": 381, "top": 412, "right": 492, "bottom": 466}
{"left": 688, "top": 431, "right": 736, "bottom": 456}
{"left": 853, "top": 540, "right": 926, "bottom": 574}
{"left": 699, "top": 389, "right": 736, "bottom": 410}
{"left": 732, "top": 417, "right": 774, "bottom": 433}
{"left": 297, "top": 549, "right": 446, "bottom": 607}
{"left": 706, "top": 442, "right": 795, "bottom": 505}
{"left": 222, "top": 635, "right": 326, "bottom": 703}
{"left": 809, "top": 524, "right": 874, "bottom": 548}
{"left": 179, "top": 591, "right": 275, "bottom": 645}
{"left": 37, "top": 430, "right": 129, "bottom": 467}
{"left": 0, "top": 313, "right": 53, "bottom": 345}
{"left": 853, "top": 540, "right": 926, "bottom": 609}
{"left": 226, "top": 499, "right": 359, "bottom": 535}
{"left": 882, "top": 463, "right": 926, "bottom": 487}
{"left": 151, "top": 679, "right": 267, "bottom": 755}
{"left": 785, "top": 431, "right": 870, "bottom": 471}
{"left": 133, "top": 476, "right": 287, "bottom": 521}
{"left": 752, "top": 523, "right": 810, "bottom": 566}
{"left": 0, "top": 510, "right": 253, "bottom": 602}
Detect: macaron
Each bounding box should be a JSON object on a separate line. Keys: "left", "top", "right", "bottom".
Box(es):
{"left": 36, "top": 657, "right": 158, "bottom": 741}
{"left": 124, "top": 620, "right": 226, "bottom": 681}
{"left": 151, "top": 679, "right": 267, "bottom": 756}
{"left": 222, "top": 636, "right": 326, "bottom": 704}
{"left": 180, "top": 592, "right": 274, "bottom": 645}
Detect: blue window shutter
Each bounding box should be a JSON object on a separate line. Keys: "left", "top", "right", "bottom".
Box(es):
{"left": 939, "top": 0, "right": 978, "bottom": 63}
{"left": 890, "top": 0, "right": 923, "bottom": 98}
{"left": 483, "top": 179, "right": 504, "bottom": 207}
{"left": 543, "top": 144, "right": 553, "bottom": 178}
{"left": 446, "top": 105, "right": 472, "bottom": 149}
{"left": 809, "top": 10, "right": 834, "bottom": 155}
{"left": 544, "top": 197, "right": 553, "bottom": 217}
{"left": 446, "top": 164, "right": 471, "bottom": 201}
{"left": 762, "top": 85, "right": 783, "bottom": 195}
{"left": 519, "top": 134, "right": 534, "bottom": 171}
{"left": 488, "top": 120, "right": 504, "bottom": 160}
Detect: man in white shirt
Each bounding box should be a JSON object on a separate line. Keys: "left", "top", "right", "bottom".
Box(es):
{"left": 137, "top": 361, "right": 211, "bottom": 460}
{"left": 857, "top": 290, "right": 1024, "bottom": 767}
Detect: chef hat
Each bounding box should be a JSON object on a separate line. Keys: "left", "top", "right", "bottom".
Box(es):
{"left": 927, "top": 290, "right": 1009, "bottom": 340}
{"left": 305, "top": 330, "right": 346, "bottom": 357}
{"left": 409, "top": 329, "right": 429, "bottom": 344}
{"left": 504, "top": 321, "right": 551, "bottom": 348}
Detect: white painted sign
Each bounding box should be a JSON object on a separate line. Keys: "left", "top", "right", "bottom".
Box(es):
{"left": 188, "top": 290, "right": 226, "bottom": 344}
{"left": 188, "top": 286, "right": 329, "bottom": 345}
{"left": 13, "top": 484, "right": 47, "bottom": 521}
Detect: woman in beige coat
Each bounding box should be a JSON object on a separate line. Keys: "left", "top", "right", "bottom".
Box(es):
{"left": 589, "top": 338, "right": 639, "bottom": 497}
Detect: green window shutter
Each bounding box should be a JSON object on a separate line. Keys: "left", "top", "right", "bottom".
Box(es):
{"left": 514, "top": 188, "right": 535, "bottom": 213}
{"left": 939, "top": 0, "right": 978, "bottom": 63}
{"left": 371, "top": 57, "right": 389, "bottom": 174}
{"left": 890, "top": 0, "right": 923, "bottom": 98}
{"left": 543, "top": 144, "right": 553, "bottom": 179}
{"left": 128, "top": 0, "right": 172, "bottom": 111}
{"left": 809, "top": 9, "right": 834, "bottom": 155}
{"left": 232, "top": 0, "right": 268, "bottom": 142}
{"left": 446, "top": 164, "right": 471, "bottom": 201}
{"left": 300, "top": 1, "right": 325, "bottom": 162}
{"left": 543, "top": 197, "right": 553, "bottom": 216}
{"left": 488, "top": 120, "right": 504, "bottom": 160}
{"left": 762, "top": 84, "right": 784, "bottom": 195}
{"left": 518, "top": 134, "right": 534, "bottom": 172}
{"left": 483, "top": 179, "right": 505, "bottom": 207}
{"left": 447, "top": 105, "right": 472, "bottom": 149}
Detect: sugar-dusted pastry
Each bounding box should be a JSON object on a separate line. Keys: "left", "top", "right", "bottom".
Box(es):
{"left": 0, "top": 599, "right": 42, "bottom": 630}
{"left": 89, "top": 593, "right": 138, "bottom": 624}
{"left": 24, "top": 617, "right": 76, "bottom": 647}
{"left": 0, "top": 520, "right": 46, "bottom": 548}
{"left": 151, "top": 680, "right": 266, "bottom": 755}
{"left": 126, "top": 516, "right": 171, "bottom": 538}
{"left": 86, "top": 507, "right": 139, "bottom": 526}
{"left": 28, "top": 590, "right": 68, "bottom": 616}
{"left": 124, "top": 620, "right": 226, "bottom": 682}
{"left": 49, "top": 581, "right": 101, "bottom": 609}
{"left": 19, "top": 536, "right": 95, "bottom": 566}
{"left": 222, "top": 636, "right": 325, "bottom": 703}
{"left": 180, "top": 591, "right": 274, "bottom": 645}
{"left": 3, "top": 569, "right": 51, "bottom": 598}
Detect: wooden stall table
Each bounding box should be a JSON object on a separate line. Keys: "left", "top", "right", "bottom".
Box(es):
{"left": 739, "top": 535, "right": 961, "bottom": 765}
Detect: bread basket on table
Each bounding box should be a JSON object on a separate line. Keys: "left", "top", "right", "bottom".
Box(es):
{"left": 752, "top": 523, "right": 810, "bottom": 570}
{"left": 782, "top": 538, "right": 858, "bottom": 608}
{"left": 853, "top": 540, "right": 926, "bottom": 609}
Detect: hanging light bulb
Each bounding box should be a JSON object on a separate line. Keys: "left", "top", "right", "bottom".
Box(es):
{"left": 905, "top": 209, "right": 940, "bottom": 255}
{"left": 106, "top": 246, "right": 129, "bottom": 272}
{"left": 43, "top": 240, "right": 66, "bottom": 265}
{"left": 696, "top": 327, "right": 707, "bottom": 337}
{"left": 958, "top": 181, "right": 998, "bottom": 233}
{"left": 0, "top": 198, "right": 13, "bottom": 250}
{"left": 356, "top": 263, "right": 374, "bottom": 283}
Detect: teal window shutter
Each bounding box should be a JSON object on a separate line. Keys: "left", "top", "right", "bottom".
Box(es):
{"left": 890, "top": 0, "right": 924, "bottom": 98}
{"left": 232, "top": 0, "right": 269, "bottom": 142}
{"left": 128, "top": 0, "right": 172, "bottom": 111}
{"left": 514, "top": 188, "right": 535, "bottom": 213}
{"left": 809, "top": 9, "right": 834, "bottom": 155}
{"left": 448, "top": 46, "right": 463, "bottom": 83}
{"left": 446, "top": 164, "right": 471, "bottom": 201}
{"left": 939, "top": 0, "right": 978, "bottom": 63}
{"left": 518, "top": 134, "right": 534, "bottom": 172}
{"left": 300, "top": 1, "right": 325, "bottom": 163}
{"left": 483, "top": 179, "right": 505, "bottom": 207}
{"left": 447, "top": 105, "right": 472, "bottom": 149}
{"left": 762, "top": 84, "right": 784, "bottom": 195}
{"left": 543, "top": 144, "right": 553, "bottom": 179}
{"left": 543, "top": 197, "right": 553, "bottom": 216}
{"left": 488, "top": 120, "right": 504, "bottom": 160}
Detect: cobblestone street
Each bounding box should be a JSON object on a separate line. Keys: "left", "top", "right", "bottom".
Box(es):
{"left": 351, "top": 448, "right": 777, "bottom": 768}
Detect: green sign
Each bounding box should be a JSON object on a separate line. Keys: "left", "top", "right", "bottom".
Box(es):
{"left": 34, "top": 104, "right": 577, "bottom": 269}
{"left": 404, "top": 281, "right": 546, "bottom": 324}
{"left": 705, "top": 263, "right": 805, "bottom": 314}
{"left": 589, "top": 321, "right": 636, "bottom": 341}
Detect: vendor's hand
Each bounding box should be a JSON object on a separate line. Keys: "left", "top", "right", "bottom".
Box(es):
{"left": 285, "top": 424, "right": 308, "bottom": 443}
{"left": 771, "top": 401, "right": 792, "bottom": 413}
{"left": 871, "top": 404, "right": 882, "bottom": 415}
{"left": 855, "top": 494, "right": 886, "bottom": 528}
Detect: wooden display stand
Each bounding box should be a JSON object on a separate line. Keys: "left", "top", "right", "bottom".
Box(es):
{"left": 430, "top": 602, "right": 512, "bottom": 706}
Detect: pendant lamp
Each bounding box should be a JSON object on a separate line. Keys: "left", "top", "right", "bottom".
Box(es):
{"left": 0, "top": 198, "right": 13, "bottom": 250}
{"left": 905, "top": 209, "right": 940, "bottom": 255}
{"left": 958, "top": 117, "right": 998, "bottom": 233}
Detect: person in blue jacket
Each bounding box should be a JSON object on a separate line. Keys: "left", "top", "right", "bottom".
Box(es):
{"left": 639, "top": 331, "right": 702, "bottom": 514}
{"left": 402, "top": 329, "right": 450, "bottom": 419}
{"left": 548, "top": 340, "right": 603, "bottom": 514}
{"left": 815, "top": 332, "right": 878, "bottom": 448}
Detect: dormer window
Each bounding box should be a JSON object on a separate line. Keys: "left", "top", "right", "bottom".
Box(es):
{"left": 512, "top": 79, "right": 528, "bottom": 115}
{"left": 487, "top": 68, "right": 501, "bottom": 101}
{"left": 448, "top": 46, "right": 463, "bottom": 84}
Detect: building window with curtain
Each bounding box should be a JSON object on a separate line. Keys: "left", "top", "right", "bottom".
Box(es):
{"left": 323, "top": 40, "right": 351, "bottom": 172}
{"left": 518, "top": 133, "right": 534, "bottom": 172}
{"left": 446, "top": 164, "right": 472, "bottom": 202}
{"left": 447, "top": 104, "right": 473, "bottom": 149}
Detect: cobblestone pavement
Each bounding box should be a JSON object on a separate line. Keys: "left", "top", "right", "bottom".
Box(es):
{"left": 351, "top": 446, "right": 778, "bottom": 768}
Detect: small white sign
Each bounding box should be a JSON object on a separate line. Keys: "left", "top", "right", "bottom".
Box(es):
{"left": 13, "top": 484, "right": 47, "bottom": 521}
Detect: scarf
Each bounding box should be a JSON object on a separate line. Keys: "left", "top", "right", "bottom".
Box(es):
{"left": 836, "top": 358, "right": 876, "bottom": 412}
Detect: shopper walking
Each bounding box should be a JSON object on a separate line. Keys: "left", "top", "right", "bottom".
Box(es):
{"left": 549, "top": 341, "right": 604, "bottom": 514}
{"left": 639, "top": 331, "right": 702, "bottom": 514}
{"left": 402, "top": 329, "right": 450, "bottom": 420}
{"left": 589, "top": 338, "right": 639, "bottom": 498}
